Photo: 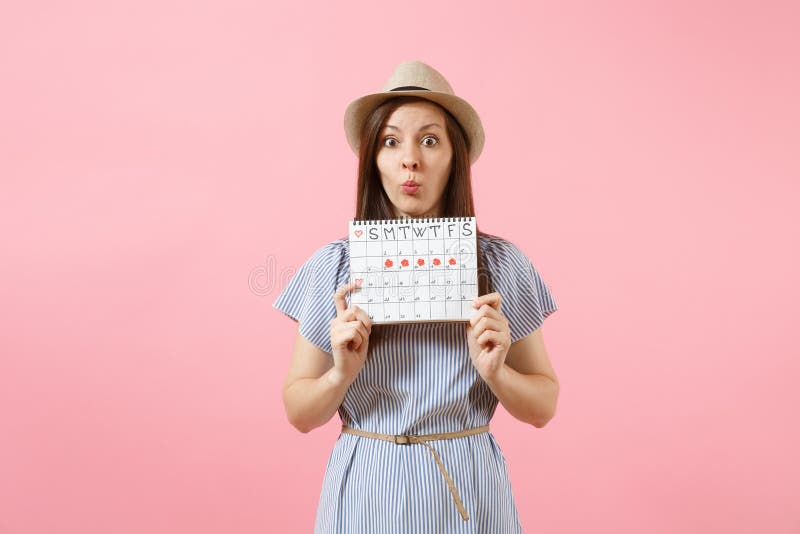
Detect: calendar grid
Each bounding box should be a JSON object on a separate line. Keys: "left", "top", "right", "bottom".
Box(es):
{"left": 349, "top": 217, "right": 478, "bottom": 324}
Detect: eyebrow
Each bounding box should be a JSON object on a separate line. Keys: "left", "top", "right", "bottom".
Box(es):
{"left": 383, "top": 123, "right": 443, "bottom": 132}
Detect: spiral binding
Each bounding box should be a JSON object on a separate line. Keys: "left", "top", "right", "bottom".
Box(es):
{"left": 351, "top": 216, "right": 475, "bottom": 225}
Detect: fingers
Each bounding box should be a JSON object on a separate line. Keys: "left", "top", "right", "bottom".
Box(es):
{"left": 469, "top": 315, "right": 506, "bottom": 339}
{"left": 467, "top": 302, "right": 510, "bottom": 352}
{"left": 333, "top": 319, "right": 370, "bottom": 352}
{"left": 331, "top": 280, "right": 373, "bottom": 354}
{"left": 353, "top": 321, "right": 370, "bottom": 351}
{"left": 472, "top": 292, "right": 502, "bottom": 314}
{"left": 339, "top": 305, "right": 372, "bottom": 333}
{"left": 477, "top": 328, "right": 510, "bottom": 350}
{"left": 341, "top": 314, "right": 371, "bottom": 351}
{"left": 330, "top": 319, "right": 357, "bottom": 350}
{"left": 347, "top": 323, "right": 365, "bottom": 351}
{"left": 469, "top": 303, "right": 504, "bottom": 326}
{"left": 472, "top": 292, "right": 502, "bottom": 313}
{"left": 333, "top": 280, "right": 363, "bottom": 316}
{"left": 330, "top": 303, "right": 372, "bottom": 352}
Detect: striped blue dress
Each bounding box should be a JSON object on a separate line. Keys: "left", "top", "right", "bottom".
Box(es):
{"left": 273, "top": 233, "right": 558, "bottom": 533}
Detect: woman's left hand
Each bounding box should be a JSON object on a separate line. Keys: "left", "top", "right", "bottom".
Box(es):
{"left": 466, "top": 292, "right": 512, "bottom": 381}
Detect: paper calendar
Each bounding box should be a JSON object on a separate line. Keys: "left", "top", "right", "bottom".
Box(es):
{"left": 348, "top": 217, "right": 479, "bottom": 324}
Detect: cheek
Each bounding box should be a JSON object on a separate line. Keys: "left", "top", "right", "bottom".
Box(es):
{"left": 375, "top": 152, "right": 395, "bottom": 179}
{"left": 433, "top": 152, "right": 453, "bottom": 184}
{"left": 376, "top": 146, "right": 396, "bottom": 165}
{"left": 374, "top": 153, "right": 387, "bottom": 178}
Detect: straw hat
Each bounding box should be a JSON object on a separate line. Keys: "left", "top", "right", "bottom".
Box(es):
{"left": 343, "top": 60, "right": 485, "bottom": 165}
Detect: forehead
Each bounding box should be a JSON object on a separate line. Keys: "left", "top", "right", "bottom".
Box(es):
{"left": 383, "top": 101, "right": 446, "bottom": 126}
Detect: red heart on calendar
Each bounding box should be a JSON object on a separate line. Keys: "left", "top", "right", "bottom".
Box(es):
{"left": 433, "top": 258, "right": 441, "bottom": 266}
{"left": 400, "top": 259, "right": 409, "bottom": 267}
{"left": 449, "top": 257, "right": 457, "bottom": 265}
{"left": 354, "top": 278, "right": 363, "bottom": 286}
{"left": 417, "top": 258, "right": 425, "bottom": 266}
{"left": 385, "top": 259, "right": 393, "bottom": 268}
{"left": 354, "top": 229, "right": 363, "bottom": 237}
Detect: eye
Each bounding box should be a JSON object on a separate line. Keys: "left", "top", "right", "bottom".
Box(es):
{"left": 383, "top": 136, "right": 398, "bottom": 148}
{"left": 422, "top": 136, "right": 438, "bottom": 147}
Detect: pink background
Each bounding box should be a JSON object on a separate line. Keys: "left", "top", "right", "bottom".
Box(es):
{"left": 2, "top": 1, "right": 798, "bottom": 533}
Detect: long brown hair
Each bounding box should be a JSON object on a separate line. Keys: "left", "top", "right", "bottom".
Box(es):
{"left": 354, "top": 95, "right": 495, "bottom": 314}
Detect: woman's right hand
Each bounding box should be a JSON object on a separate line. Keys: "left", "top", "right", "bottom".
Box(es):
{"left": 329, "top": 280, "right": 372, "bottom": 386}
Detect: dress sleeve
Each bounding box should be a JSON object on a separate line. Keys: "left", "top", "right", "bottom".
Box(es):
{"left": 272, "top": 240, "right": 348, "bottom": 355}
{"left": 486, "top": 239, "right": 559, "bottom": 344}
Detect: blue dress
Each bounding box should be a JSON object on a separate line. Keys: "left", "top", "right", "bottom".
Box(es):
{"left": 273, "top": 234, "right": 558, "bottom": 533}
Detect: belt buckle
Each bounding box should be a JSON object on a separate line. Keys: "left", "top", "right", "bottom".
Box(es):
{"left": 394, "top": 434, "right": 412, "bottom": 445}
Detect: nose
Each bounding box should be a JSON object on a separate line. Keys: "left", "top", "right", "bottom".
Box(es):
{"left": 401, "top": 144, "right": 420, "bottom": 171}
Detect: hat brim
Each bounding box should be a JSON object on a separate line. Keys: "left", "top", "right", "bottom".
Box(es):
{"left": 343, "top": 90, "right": 485, "bottom": 165}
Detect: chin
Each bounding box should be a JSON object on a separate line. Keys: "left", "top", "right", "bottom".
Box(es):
{"left": 398, "top": 202, "right": 424, "bottom": 214}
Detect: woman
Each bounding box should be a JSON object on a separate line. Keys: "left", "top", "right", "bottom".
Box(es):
{"left": 274, "top": 60, "right": 559, "bottom": 533}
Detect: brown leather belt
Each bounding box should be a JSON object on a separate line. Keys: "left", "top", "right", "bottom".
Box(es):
{"left": 340, "top": 425, "right": 490, "bottom": 521}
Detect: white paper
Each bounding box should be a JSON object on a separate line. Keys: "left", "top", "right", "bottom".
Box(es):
{"left": 348, "top": 217, "right": 479, "bottom": 324}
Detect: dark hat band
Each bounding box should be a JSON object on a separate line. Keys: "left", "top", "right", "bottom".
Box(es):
{"left": 390, "top": 86, "right": 430, "bottom": 91}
